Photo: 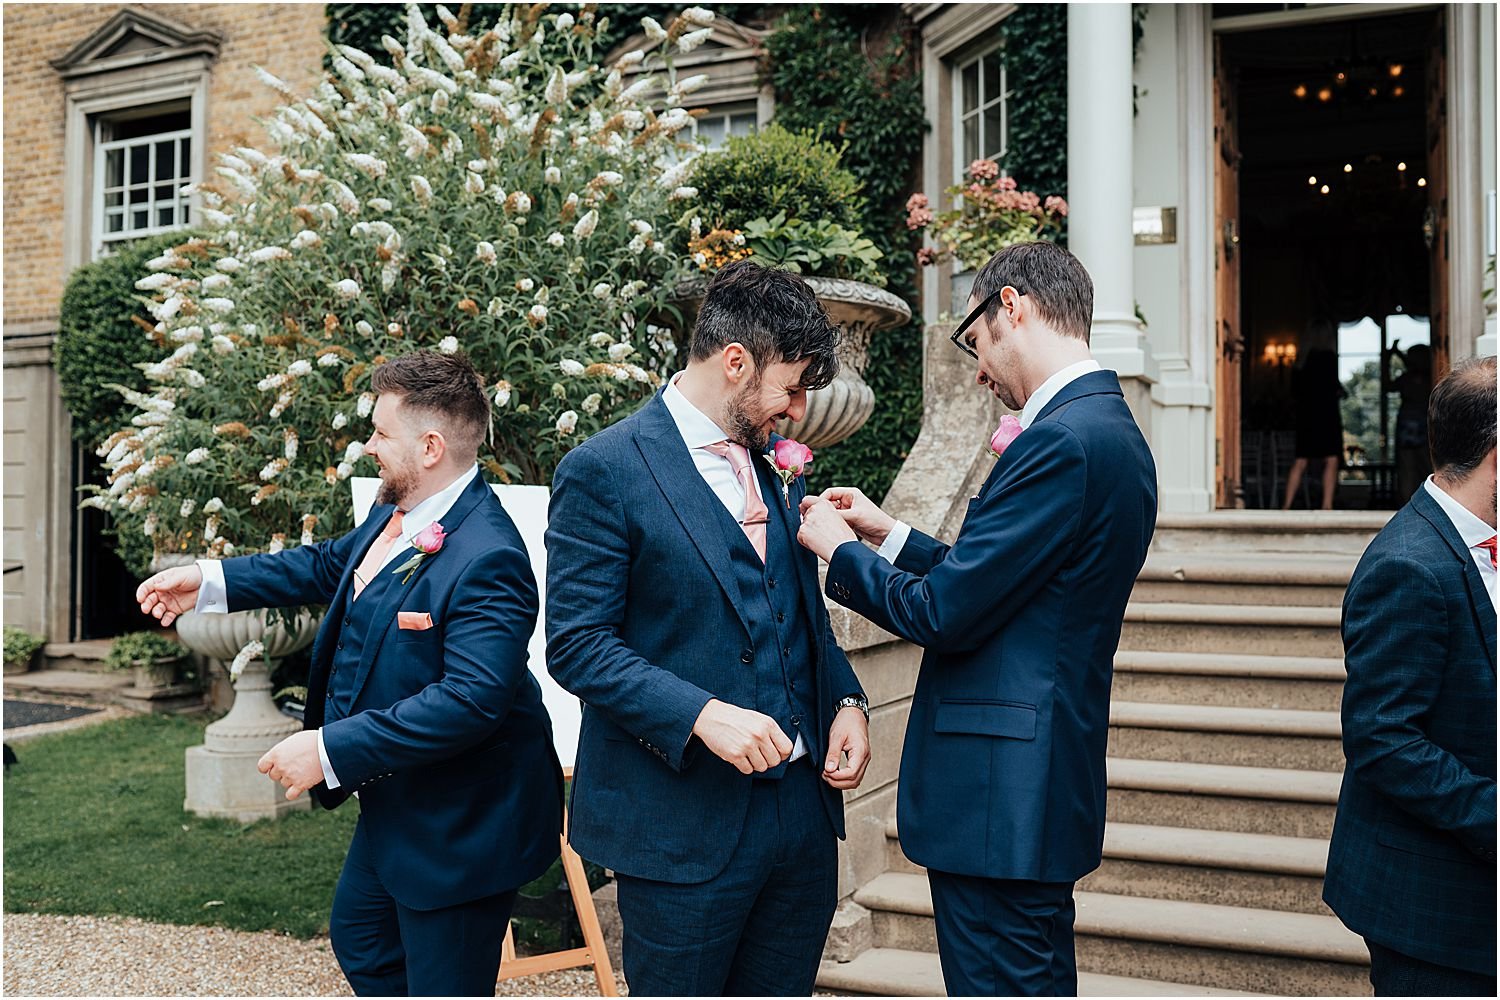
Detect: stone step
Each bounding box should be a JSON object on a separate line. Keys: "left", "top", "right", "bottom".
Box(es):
{"left": 1151, "top": 512, "right": 1389, "bottom": 556}
{"left": 1108, "top": 701, "right": 1345, "bottom": 771}
{"left": 1120, "top": 603, "right": 1343, "bottom": 657}
{"left": 854, "top": 874, "right": 1368, "bottom": 995}
{"left": 1113, "top": 651, "right": 1345, "bottom": 711}
{"left": 816, "top": 946, "right": 1265, "bottom": 996}
{"left": 1132, "top": 552, "right": 1355, "bottom": 607}
{"left": 884, "top": 819, "right": 1331, "bottom": 912}
{"left": 1079, "top": 824, "right": 1331, "bottom": 915}
{"left": 40, "top": 640, "right": 115, "bottom": 674}
{"left": 1106, "top": 758, "right": 1341, "bottom": 838}
{"left": 4, "top": 669, "right": 132, "bottom": 704}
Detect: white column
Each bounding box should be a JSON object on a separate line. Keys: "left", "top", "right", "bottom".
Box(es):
{"left": 1068, "top": 4, "right": 1158, "bottom": 398}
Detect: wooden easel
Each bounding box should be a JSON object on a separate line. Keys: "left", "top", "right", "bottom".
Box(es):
{"left": 496, "top": 769, "right": 618, "bottom": 996}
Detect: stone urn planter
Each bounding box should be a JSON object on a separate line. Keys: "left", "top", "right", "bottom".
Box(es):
{"left": 670, "top": 275, "right": 912, "bottom": 449}
{"left": 131, "top": 655, "right": 184, "bottom": 691}
{"left": 176, "top": 607, "right": 321, "bottom": 822}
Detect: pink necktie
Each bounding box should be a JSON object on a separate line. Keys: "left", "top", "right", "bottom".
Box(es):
{"left": 351, "top": 510, "right": 405, "bottom": 599}
{"left": 1481, "top": 535, "right": 1497, "bottom": 569}
{"left": 702, "top": 441, "right": 767, "bottom": 563}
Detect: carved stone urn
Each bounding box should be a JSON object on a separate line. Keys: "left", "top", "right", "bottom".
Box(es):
{"left": 176, "top": 607, "right": 320, "bottom": 822}
{"left": 670, "top": 276, "right": 912, "bottom": 449}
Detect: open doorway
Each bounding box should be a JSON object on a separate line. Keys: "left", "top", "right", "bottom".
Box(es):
{"left": 1215, "top": 8, "right": 1444, "bottom": 510}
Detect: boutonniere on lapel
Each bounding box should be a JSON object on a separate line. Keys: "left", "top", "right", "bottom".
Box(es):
{"left": 392, "top": 523, "right": 446, "bottom": 584}
{"left": 989, "top": 415, "right": 1023, "bottom": 459}
{"left": 764, "top": 439, "right": 814, "bottom": 509}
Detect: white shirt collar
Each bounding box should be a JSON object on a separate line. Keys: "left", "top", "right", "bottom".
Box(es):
{"left": 1019, "top": 359, "right": 1103, "bottom": 429}
{"left": 1423, "top": 476, "right": 1496, "bottom": 549}
{"left": 399, "top": 464, "right": 479, "bottom": 544}
{"left": 663, "top": 373, "right": 732, "bottom": 449}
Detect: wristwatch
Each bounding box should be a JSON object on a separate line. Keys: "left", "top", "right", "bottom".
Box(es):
{"left": 835, "top": 694, "right": 869, "bottom": 722}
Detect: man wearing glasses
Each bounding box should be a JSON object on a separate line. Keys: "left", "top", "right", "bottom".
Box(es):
{"left": 798, "top": 241, "right": 1158, "bottom": 996}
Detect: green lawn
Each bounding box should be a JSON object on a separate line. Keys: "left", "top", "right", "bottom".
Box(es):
{"left": 3, "top": 714, "right": 573, "bottom": 944}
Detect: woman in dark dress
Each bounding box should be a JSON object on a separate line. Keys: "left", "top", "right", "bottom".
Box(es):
{"left": 1283, "top": 347, "right": 1344, "bottom": 510}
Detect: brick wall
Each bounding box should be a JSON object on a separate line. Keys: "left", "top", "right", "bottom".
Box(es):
{"left": 2, "top": 3, "right": 327, "bottom": 326}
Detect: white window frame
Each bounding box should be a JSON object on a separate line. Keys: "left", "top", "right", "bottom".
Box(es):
{"left": 953, "top": 43, "right": 1010, "bottom": 181}
{"left": 690, "top": 101, "right": 761, "bottom": 151}
{"left": 93, "top": 110, "right": 195, "bottom": 255}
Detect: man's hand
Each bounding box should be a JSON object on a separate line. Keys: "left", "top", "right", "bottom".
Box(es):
{"left": 797, "top": 497, "right": 859, "bottom": 563}
{"left": 823, "top": 705, "right": 871, "bottom": 790}
{"left": 258, "top": 730, "right": 324, "bottom": 800}
{"left": 136, "top": 564, "right": 203, "bottom": 628}
{"left": 816, "top": 486, "right": 897, "bottom": 546}
{"left": 692, "top": 699, "right": 794, "bottom": 775}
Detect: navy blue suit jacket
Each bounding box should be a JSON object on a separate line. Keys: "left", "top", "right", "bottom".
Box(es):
{"left": 826, "top": 370, "right": 1157, "bottom": 882}
{"left": 220, "top": 474, "right": 564, "bottom": 911}
{"left": 544, "top": 392, "right": 863, "bottom": 883}
{"left": 1323, "top": 486, "right": 1497, "bottom": 974}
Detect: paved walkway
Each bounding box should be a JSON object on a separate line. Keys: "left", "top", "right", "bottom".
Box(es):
{"left": 3, "top": 913, "right": 627, "bottom": 996}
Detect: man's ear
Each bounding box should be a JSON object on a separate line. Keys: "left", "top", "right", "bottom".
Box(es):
{"left": 722, "top": 342, "right": 751, "bottom": 384}
{"left": 421, "top": 429, "right": 448, "bottom": 469}
{"left": 999, "top": 285, "right": 1024, "bottom": 325}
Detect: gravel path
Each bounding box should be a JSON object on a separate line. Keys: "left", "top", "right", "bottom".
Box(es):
{"left": 3, "top": 913, "right": 627, "bottom": 996}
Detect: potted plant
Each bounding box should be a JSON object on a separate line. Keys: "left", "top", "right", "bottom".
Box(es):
{"left": 106, "top": 631, "right": 190, "bottom": 691}
{"left": 3, "top": 626, "right": 45, "bottom": 675}
{"left": 676, "top": 125, "right": 912, "bottom": 447}
{"left": 907, "top": 158, "right": 1068, "bottom": 302}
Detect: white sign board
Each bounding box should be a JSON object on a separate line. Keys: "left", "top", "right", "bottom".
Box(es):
{"left": 352, "top": 477, "right": 580, "bottom": 768}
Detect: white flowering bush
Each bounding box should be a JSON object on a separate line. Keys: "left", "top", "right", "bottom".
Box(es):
{"left": 88, "top": 4, "right": 715, "bottom": 570}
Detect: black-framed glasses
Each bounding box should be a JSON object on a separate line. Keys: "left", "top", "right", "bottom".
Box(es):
{"left": 950, "top": 288, "right": 1009, "bottom": 360}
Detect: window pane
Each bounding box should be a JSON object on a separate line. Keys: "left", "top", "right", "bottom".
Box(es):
{"left": 106, "top": 211, "right": 125, "bottom": 234}
{"left": 158, "top": 205, "right": 176, "bottom": 227}
{"left": 129, "top": 144, "right": 149, "bottom": 184}
{"left": 984, "top": 52, "right": 1002, "bottom": 104}
{"left": 698, "top": 117, "right": 726, "bottom": 149}
{"left": 132, "top": 208, "right": 149, "bottom": 230}
{"left": 104, "top": 190, "right": 123, "bottom": 209}
{"left": 105, "top": 149, "right": 125, "bottom": 188}
{"left": 962, "top": 62, "right": 979, "bottom": 114}
{"left": 155, "top": 184, "right": 175, "bottom": 203}
{"left": 984, "top": 101, "right": 1005, "bottom": 159}
{"left": 963, "top": 117, "right": 979, "bottom": 167}
{"left": 728, "top": 113, "right": 757, "bottom": 137}
{"left": 129, "top": 185, "right": 149, "bottom": 205}
{"left": 155, "top": 141, "right": 176, "bottom": 181}
{"left": 181, "top": 137, "right": 191, "bottom": 173}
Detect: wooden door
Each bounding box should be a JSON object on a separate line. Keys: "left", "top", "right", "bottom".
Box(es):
{"left": 1425, "top": 10, "right": 1450, "bottom": 377}
{"left": 1214, "top": 38, "right": 1246, "bottom": 508}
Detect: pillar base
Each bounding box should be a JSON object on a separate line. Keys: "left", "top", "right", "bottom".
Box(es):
{"left": 184, "top": 744, "right": 311, "bottom": 823}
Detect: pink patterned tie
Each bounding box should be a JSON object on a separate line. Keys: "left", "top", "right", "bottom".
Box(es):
{"left": 702, "top": 441, "right": 767, "bottom": 563}
{"left": 351, "top": 510, "right": 404, "bottom": 600}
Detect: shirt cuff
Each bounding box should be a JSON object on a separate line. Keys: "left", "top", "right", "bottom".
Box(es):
{"left": 317, "top": 728, "right": 341, "bottom": 790}
{"left": 876, "top": 521, "right": 912, "bottom": 564}
{"left": 193, "top": 559, "right": 229, "bottom": 614}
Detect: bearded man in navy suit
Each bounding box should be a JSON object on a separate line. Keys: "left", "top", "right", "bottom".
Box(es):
{"left": 137, "top": 350, "right": 563, "bottom": 996}
{"left": 1324, "top": 356, "right": 1497, "bottom": 996}
{"left": 545, "top": 260, "right": 870, "bottom": 996}
{"left": 800, "top": 242, "right": 1158, "bottom": 996}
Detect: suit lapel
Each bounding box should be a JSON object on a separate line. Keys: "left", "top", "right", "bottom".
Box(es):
{"left": 634, "top": 395, "right": 753, "bottom": 634}
{"left": 1411, "top": 489, "right": 1498, "bottom": 671}
{"left": 346, "top": 475, "right": 494, "bottom": 706}
{"left": 1034, "top": 369, "right": 1124, "bottom": 424}
{"left": 758, "top": 439, "right": 823, "bottom": 644}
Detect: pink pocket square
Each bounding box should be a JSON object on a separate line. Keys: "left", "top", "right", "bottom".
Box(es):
{"left": 397, "top": 612, "right": 434, "bottom": 631}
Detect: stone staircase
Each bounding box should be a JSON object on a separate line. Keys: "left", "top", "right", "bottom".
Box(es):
{"left": 3, "top": 638, "right": 204, "bottom": 715}
{"left": 817, "top": 512, "right": 1390, "bottom": 996}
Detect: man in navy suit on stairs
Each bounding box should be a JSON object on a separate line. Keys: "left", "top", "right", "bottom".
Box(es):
{"left": 545, "top": 260, "right": 871, "bottom": 996}
{"left": 1324, "top": 356, "right": 1497, "bottom": 996}
{"left": 799, "top": 242, "right": 1158, "bottom": 996}
{"left": 136, "top": 350, "right": 563, "bottom": 996}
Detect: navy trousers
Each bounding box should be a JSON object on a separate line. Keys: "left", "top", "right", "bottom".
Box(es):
{"left": 1367, "top": 940, "right": 1498, "bottom": 997}
{"left": 927, "top": 870, "right": 1078, "bottom": 997}
{"left": 613, "top": 757, "right": 838, "bottom": 996}
{"left": 329, "top": 819, "right": 518, "bottom": 997}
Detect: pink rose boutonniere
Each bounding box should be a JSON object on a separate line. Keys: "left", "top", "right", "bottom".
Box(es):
{"left": 764, "top": 439, "right": 814, "bottom": 508}
{"left": 989, "top": 415, "right": 1023, "bottom": 458}
{"left": 392, "top": 522, "right": 446, "bottom": 584}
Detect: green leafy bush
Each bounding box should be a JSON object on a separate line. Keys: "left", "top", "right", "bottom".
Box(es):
{"left": 57, "top": 233, "right": 201, "bottom": 450}
{"left": 687, "top": 123, "right": 864, "bottom": 233}
{"left": 3, "top": 627, "right": 45, "bottom": 668}
{"left": 104, "top": 631, "right": 186, "bottom": 670}
{"left": 737, "top": 212, "right": 884, "bottom": 286}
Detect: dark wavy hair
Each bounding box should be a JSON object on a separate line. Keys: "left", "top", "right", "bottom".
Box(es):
{"left": 688, "top": 260, "right": 841, "bottom": 390}
{"left": 371, "top": 349, "right": 491, "bottom": 458}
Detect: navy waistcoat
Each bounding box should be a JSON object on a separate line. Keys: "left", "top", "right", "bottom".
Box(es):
{"left": 325, "top": 545, "right": 410, "bottom": 722}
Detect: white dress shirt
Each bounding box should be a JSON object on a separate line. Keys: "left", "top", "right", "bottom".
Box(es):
{"left": 1422, "top": 475, "right": 1497, "bottom": 610}
{"left": 877, "top": 360, "right": 1105, "bottom": 563}
{"left": 662, "top": 376, "right": 808, "bottom": 762}
{"left": 194, "top": 463, "right": 481, "bottom": 789}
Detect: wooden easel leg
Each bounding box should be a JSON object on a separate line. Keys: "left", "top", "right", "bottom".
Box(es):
{"left": 502, "top": 921, "right": 517, "bottom": 966}
{"left": 561, "top": 837, "right": 619, "bottom": 997}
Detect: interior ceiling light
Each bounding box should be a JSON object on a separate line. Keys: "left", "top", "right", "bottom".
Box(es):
{"left": 1367, "top": 86, "right": 1379, "bottom": 97}
{"left": 1336, "top": 71, "right": 1347, "bottom": 83}
{"left": 1344, "top": 163, "right": 1354, "bottom": 173}
{"left": 1293, "top": 83, "right": 1308, "bottom": 99}
{"left": 1318, "top": 87, "right": 1334, "bottom": 102}
{"left": 1417, "top": 177, "right": 1427, "bottom": 187}
{"left": 1308, "top": 175, "right": 1318, "bottom": 185}
{"left": 1398, "top": 162, "right": 1408, "bottom": 171}
{"left": 1389, "top": 63, "right": 1403, "bottom": 77}
{"left": 1392, "top": 85, "right": 1405, "bottom": 97}
{"left": 1321, "top": 184, "right": 1331, "bottom": 194}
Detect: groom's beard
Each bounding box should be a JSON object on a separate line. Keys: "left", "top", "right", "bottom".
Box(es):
{"left": 374, "top": 457, "right": 419, "bottom": 508}
{"left": 725, "top": 376, "right": 770, "bottom": 453}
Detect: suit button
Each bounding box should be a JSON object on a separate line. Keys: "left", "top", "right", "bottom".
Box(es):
{"left": 768, "top": 577, "right": 777, "bottom": 588}
{"left": 783, "top": 647, "right": 791, "bottom": 657}
{"left": 337, "top": 642, "right": 344, "bottom": 651}
{"left": 791, "top": 715, "right": 802, "bottom": 727}
{"left": 343, "top": 617, "right": 351, "bottom": 627}
{"left": 740, "top": 649, "right": 753, "bottom": 664}
{"left": 777, "top": 613, "right": 785, "bottom": 623}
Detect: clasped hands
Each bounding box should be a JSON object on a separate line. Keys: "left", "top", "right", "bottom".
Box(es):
{"left": 796, "top": 486, "right": 896, "bottom": 563}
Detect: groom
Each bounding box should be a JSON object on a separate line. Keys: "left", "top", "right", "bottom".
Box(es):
{"left": 545, "top": 260, "right": 871, "bottom": 996}
{"left": 136, "top": 350, "right": 563, "bottom": 996}
{"left": 799, "top": 242, "right": 1158, "bottom": 996}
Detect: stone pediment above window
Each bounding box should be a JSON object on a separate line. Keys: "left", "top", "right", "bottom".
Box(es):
{"left": 608, "top": 16, "right": 769, "bottom": 108}
{"left": 51, "top": 8, "right": 222, "bottom": 80}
